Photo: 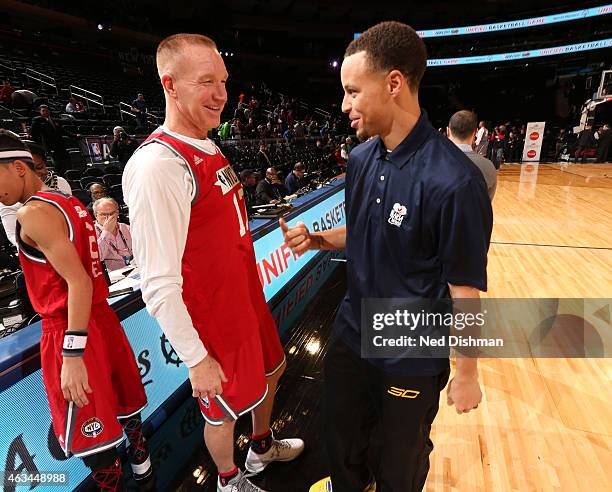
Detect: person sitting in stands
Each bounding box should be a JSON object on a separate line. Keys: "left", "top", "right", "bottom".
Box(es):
{"left": 65, "top": 97, "right": 86, "bottom": 114}
{"left": 284, "top": 162, "right": 307, "bottom": 194}
{"left": 86, "top": 183, "right": 107, "bottom": 217}
{"left": 93, "top": 197, "right": 133, "bottom": 271}
{"left": 256, "top": 167, "right": 288, "bottom": 205}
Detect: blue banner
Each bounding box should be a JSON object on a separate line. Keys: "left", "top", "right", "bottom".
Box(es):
{"left": 426, "top": 38, "right": 612, "bottom": 66}
{"left": 354, "top": 5, "right": 612, "bottom": 39}
{"left": 253, "top": 189, "right": 346, "bottom": 301}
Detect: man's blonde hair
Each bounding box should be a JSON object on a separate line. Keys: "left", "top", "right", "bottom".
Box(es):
{"left": 156, "top": 33, "right": 217, "bottom": 78}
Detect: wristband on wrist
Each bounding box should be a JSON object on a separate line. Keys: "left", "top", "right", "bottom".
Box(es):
{"left": 62, "top": 330, "right": 88, "bottom": 357}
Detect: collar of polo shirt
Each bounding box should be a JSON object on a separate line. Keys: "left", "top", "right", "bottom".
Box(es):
{"left": 376, "top": 111, "right": 432, "bottom": 169}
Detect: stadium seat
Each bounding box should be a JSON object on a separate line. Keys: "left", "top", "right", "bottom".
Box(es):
{"left": 83, "top": 167, "right": 105, "bottom": 178}
{"left": 71, "top": 189, "right": 91, "bottom": 206}
{"left": 103, "top": 174, "right": 122, "bottom": 187}
{"left": 80, "top": 176, "right": 103, "bottom": 189}
{"left": 64, "top": 169, "right": 82, "bottom": 181}
{"left": 108, "top": 184, "right": 124, "bottom": 205}
{"left": 104, "top": 164, "right": 121, "bottom": 174}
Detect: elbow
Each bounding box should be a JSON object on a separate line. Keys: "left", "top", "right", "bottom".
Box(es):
{"left": 70, "top": 273, "right": 93, "bottom": 297}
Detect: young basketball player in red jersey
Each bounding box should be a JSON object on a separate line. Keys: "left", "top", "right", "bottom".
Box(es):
{"left": 0, "top": 130, "right": 152, "bottom": 491}
{"left": 124, "top": 34, "right": 304, "bottom": 492}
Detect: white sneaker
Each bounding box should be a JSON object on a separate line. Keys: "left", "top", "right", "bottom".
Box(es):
{"left": 245, "top": 434, "right": 305, "bottom": 474}
{"left": 217, "top": 470, "right": 268, "bottom": 492}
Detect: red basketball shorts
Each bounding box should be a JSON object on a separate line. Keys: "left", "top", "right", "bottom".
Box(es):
{"left": 196, "top": 297, "right": 285, "bottom": 425}
{"left": 41, "top": 303, "right": 147, "bottom": 458}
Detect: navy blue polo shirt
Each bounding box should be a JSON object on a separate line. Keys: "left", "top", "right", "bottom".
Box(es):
{"left": 334, "top": 112, "right": 493, "bottom": 376}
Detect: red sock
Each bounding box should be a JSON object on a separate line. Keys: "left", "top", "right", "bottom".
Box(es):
{"left": 219, "top": 467, "right": 239, "bottom": 486}
{"left": 251, "top": 429, "right": 273, "bottom": 454}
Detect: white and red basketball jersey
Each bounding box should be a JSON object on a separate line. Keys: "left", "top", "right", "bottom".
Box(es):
{"left": 139, "top": 130, "right": 271, "bottom": 355}
{"left": 17, "top": 190, "right": 109, "bottom": 319}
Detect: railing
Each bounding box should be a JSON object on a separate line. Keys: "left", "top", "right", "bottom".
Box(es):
{"left": 69, "top": 85, "right": 105, "bottom": 113}
{"left": 119, "top": 102, "right": 159, "bottom": 125}
{"left": 0, "top": 60, "right": 16, "bottom": 78}
{"left": 314, "top": 107, "right": 331, "bottom": 119}
{"left": 119, "top": 101, "right": 135, "bottom": 121}
{"left": 24, "top": 68, "right": 58, "bottom": 95}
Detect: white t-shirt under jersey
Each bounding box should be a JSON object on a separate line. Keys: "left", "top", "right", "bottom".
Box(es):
{"left": 123, "top": 127, "right": 219, "bottom": 368}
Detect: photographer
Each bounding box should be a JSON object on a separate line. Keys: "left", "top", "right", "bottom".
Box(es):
{"left": 110, "top": 129, "right": 139, "bottom": 168}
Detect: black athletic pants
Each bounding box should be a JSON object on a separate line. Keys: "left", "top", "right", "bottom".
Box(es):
{"left": 324, "top": 339, "right": 450, "bottom": 492}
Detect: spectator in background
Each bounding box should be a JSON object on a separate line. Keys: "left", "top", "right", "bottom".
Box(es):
{"left": 474, "top": 121, "right": 488, "bottom": 156}
{"left": 93, "top": 197, "right": 134, "bottom": 271}
{"left": 218, "top": 120, "right": 231, "bottom": 139}
{"left": 285, "top": 162, "right": 307, "bottom": 194}
{"left": 294, "top": 121, "right": 305, "bottom": 138}
{"left": 340, "top": 143, "right": 349, "bottom": 161}
{"left": 345, "top": 136, "right": 355, "bottom": 154}
{"left": 506, "top": 132, "right": 517, "bottom": 162}
{"left": 240, "top": 170, "right": 258, "bottom": 214}
{"left": 0, "top": 80, "right": 15, "bottom": 105}
{"left": 0, "top": 139, "right": 72, "bottom": 247}
{"left": 65, "top": 96, "right": 86, "bottom": 114}
{"left": 10, "top": 88, "right": 37, "bottom": 109}
{"left": 110, "top": 131, "right": 139, "bottom": 168}
{"left": 516, "top": 124, "right": 526, "bottom": 161}
{"left": 447, "top": 110, "right": 497, "bottom": 200}
{"left": 257, "top": 142, "right": 272, "bottom": 170}
{"left": 490, "top": 125, "right": 506, "bottom": 169}
{"left": 113, "top": 125, "right": 126, "bottom": 138}
{"left": 256, "top": 167, "right": 288, "bottom": 204}
{"left": 87, "top": 182, "right": 107, "bottom": 217}
{"left": 30, "top": 104, "right": 78, "bottom": 176}
{"left": 596, "top": 123, "right": 611, "bottom": 163}
{"left": 131, "top": 93, "right": 148, "bottom": 130}
{"left": 555, "top": 129, "right": 568, "bottom": 160}
{"left": 230, "top": 118, "right": 243, "bottom": 139}
{"left": 28, "top": 141, "right": 72, "bottom": 195}
{"left": 576, "top": 123, "right": 595, "bottom": 162}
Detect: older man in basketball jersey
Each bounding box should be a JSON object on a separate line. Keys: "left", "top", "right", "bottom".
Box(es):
{"left": 123, "top": 34, "right": 303, "bottom": 492}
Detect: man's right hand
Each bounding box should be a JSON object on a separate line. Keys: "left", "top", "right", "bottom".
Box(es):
{"left": 188, "top": 355, "right": 228, "bottom": 400}
{"left": 102, "top": 215, "right": 117, "bottom": 233}
{"left": 279, "top": 218, "right": 314, "bottom": 254}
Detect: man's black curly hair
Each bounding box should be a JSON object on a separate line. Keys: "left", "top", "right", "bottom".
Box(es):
{"left": 345, "top": 21, "right": 427, "bottom": 92}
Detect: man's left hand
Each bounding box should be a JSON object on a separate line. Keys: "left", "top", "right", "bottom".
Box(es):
{"left": 446, "top": 376, "right": 482, "bottom": 414}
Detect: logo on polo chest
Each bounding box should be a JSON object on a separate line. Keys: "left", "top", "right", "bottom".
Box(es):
{"left": 388, "top": 203, "right": 407, "bottom": 227}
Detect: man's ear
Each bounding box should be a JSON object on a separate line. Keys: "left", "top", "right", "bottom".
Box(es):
{"left": 161, "top": 73, "right": 176, "bottom": 98}
{"left": 388, "top": 70, "right": 405, "bottom": 97}
{"left": 13, "top": 160, "right": 30, "bottom": 177}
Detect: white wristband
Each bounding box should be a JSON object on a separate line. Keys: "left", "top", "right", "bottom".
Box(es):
{"left": 62, "top": 331, "right": 87, "bottom": 357}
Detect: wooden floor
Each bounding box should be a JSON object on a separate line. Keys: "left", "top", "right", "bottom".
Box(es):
{"left": 426, "top": 164, "right": 612, "bottom": 491}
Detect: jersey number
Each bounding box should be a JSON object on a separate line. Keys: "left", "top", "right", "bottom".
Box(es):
{"left": 233, "top": 188, "right": 249, "bottom": 237}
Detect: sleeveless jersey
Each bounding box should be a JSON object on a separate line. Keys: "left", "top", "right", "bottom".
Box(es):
{"left": 138, "top": 130, "right": 268, "bottom": 352}
{"left": 17, "top": 190, "right": 109, "bottom": 320}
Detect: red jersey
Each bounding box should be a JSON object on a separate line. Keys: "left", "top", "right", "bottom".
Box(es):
{"left": 17, "top": 190, "right": 108, "bottom": 320}
{"left": 139, "top": 130, "right": 270, "bottom": 354}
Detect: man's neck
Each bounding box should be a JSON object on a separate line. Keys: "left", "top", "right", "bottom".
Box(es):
{"left": 21, "top": 177, "right": 46, "bottom": 203}
{"left": 380, "top": 103, "right": 421, "bottom": 151}
{"left": 449, "top": 137, "right": 473, "bottom": 148}
{"left": 163, "top": 113, "right": 208, "bottom": 140}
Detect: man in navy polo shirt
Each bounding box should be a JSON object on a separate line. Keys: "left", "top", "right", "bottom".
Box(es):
{"left": 281, "top": 21, "right": 493, "bottom": 492}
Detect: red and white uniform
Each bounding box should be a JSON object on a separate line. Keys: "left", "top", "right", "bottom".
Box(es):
{"left": 17, "top": 190, "right": 146, "bottom": 457}
{"left": 124, "top": 128, "right": 284, "bottom": 425}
